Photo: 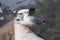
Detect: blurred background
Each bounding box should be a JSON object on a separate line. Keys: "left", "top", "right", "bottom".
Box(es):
{"left": 0, "top": 0, "right": 60, "bottom": 40}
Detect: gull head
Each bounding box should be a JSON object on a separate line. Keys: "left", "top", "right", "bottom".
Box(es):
{"left": 14, "top": 8, "right": 46, "bottom": 26}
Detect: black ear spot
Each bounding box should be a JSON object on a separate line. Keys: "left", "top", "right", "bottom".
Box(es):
{"left": 29, "top": 7, "right": 35, "bottom": 11}
{"left": 17, "top": 19, "right": 20, "bottom": 21}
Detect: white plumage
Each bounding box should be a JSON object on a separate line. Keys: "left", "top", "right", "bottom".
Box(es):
{"left": 14, "top": 8, "right": 45, "bottom": 40}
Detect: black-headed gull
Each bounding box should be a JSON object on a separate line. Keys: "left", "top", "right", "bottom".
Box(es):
{"left": 14, "top": 8, "right": 46, "bottom": 40}
{"left": 14, "top": 8, "right": 46, "bottom": 26}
